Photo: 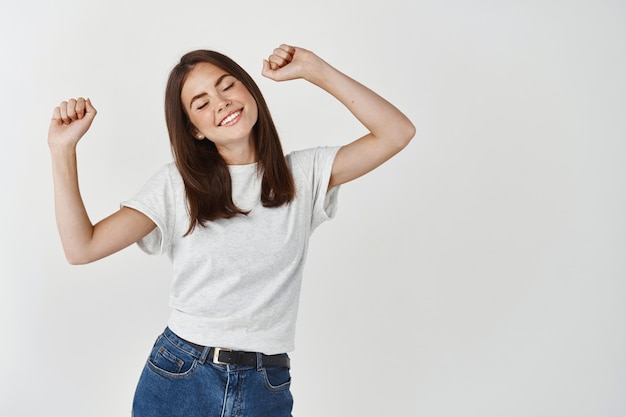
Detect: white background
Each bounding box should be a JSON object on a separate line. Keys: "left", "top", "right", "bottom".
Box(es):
{"left": 1, "top": 0, "right": 625, "bottom": 416}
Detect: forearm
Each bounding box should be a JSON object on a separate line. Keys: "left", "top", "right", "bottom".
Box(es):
{"left": 304, "top": 57, "right": 415, "bottom": 146}
{"left": 50, "top": 147, "right": 95, "bottom": 264}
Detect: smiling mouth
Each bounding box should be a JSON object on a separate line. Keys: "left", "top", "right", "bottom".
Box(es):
{"left": 219, "top": 110, "right": 242, "bottom": 126}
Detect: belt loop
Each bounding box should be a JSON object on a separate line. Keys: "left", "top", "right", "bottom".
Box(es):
{"left": 199, "top": 346, "right": 211, "bottom": 364}
{"left": 256, "top": 352, "right": 263, "bottom": 371}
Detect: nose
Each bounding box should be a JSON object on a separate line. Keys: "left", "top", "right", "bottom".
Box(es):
{"left": 216, "top": 99, "right": 231, "bottom": 112}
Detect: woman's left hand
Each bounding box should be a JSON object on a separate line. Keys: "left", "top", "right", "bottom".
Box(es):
{"left": 261, "top": 44, "right": 322, "bottom": 82}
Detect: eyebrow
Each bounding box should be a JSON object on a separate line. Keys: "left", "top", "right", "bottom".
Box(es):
{"left": 189, "top": 73, "right": 233, "bottom": 110}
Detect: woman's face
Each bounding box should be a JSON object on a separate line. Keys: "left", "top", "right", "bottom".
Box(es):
{"left": 181, "top": 62, "right": 259, "bottom": 151}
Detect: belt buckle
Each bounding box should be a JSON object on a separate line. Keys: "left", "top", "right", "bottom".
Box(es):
{"left": 213, "top": 347, "right": 232, "bottom": 365}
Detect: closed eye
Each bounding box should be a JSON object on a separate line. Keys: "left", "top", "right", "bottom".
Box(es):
{"left": 223, "top": 82, "right": 235, "bottom": 91}
{"left": 197, "top": 101, "right": 209, "bottom": 110}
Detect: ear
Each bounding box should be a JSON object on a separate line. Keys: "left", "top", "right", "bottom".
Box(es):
{"left": 190, "top": 128, "right": 205, "bottom": 141}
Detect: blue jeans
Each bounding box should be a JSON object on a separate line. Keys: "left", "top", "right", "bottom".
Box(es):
{"left": 132, "top": 328, "right": 293, "bottom": 417}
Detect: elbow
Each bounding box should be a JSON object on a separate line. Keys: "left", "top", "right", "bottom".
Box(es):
{"left": 64, "top": 249, "right": 93, "bottom": 266}
{"left": 65, "top": 255, "right": 88, "bottom": 266}
{"left": 394, "top": 119, "right": 416, "bottom": 151}
{"left": 404, "top": 115, "right": 417, "bottom": 139}
{"left": 404, "top": 120, "right": 417, "bottom": 146}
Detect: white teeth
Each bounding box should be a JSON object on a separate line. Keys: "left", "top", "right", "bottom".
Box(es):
{"left": 220, "top": 111, "right": 241, "bottom": 126}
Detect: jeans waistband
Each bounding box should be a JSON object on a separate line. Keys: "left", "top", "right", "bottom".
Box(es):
{"left": 162, "top": 327, "right": 290, "bottom": 369}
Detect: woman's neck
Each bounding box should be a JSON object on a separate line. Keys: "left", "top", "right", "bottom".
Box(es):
{"left": 216, "top": 138, "right": 257, "bottom": 165}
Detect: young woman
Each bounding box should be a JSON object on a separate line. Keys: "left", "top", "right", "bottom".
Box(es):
{"left": 48, "top": 44, "right": 415, "bottom": 417}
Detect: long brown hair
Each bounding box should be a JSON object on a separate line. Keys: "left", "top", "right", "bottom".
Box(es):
{"left": 165, "top": 50, "right": 295, "bottom": 236}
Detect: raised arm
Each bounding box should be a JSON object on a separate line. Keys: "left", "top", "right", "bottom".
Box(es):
{"left": 261, "top": 44, "right": 416, "bottom": 188}
{"left": 48, "top": 98, "right": 156, "bottom": 265}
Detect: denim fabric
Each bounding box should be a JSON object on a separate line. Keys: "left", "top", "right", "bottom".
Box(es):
{"left": 132, "top": 328, "right": 293, "bottom": 417}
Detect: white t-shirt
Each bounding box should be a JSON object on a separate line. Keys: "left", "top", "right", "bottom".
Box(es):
{"left": 122, "top": 146, "right": 340, "bottom": 354}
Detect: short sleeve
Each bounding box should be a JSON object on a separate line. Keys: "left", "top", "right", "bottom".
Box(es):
{"left": 289, "top": 146, "right": 341, "bottom": 231}
{"left": 121, "top": 163, "right": 179, "bottom": 255}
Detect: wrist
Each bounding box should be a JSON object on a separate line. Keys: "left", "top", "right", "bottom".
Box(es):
{"left": 304, "top": 59, "right": 345, "bottom": 93}
{"left": 302, "top": 56, "right": 335, "bottom": 86}
{"left": 48, "top": 142, "right": 78, "bottom": 157}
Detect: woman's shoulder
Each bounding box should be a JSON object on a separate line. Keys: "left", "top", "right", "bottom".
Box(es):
{"left": 285, "top": 146, "right": 341, "bottom": 186}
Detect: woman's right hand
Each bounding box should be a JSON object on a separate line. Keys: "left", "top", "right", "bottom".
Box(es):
{"left": 48, "top": 97, "right": 97, "bottom": 150}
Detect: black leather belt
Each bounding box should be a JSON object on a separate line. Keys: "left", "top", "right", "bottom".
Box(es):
{"left": 185, "top": 341, "right": 290, "bottom": 369}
